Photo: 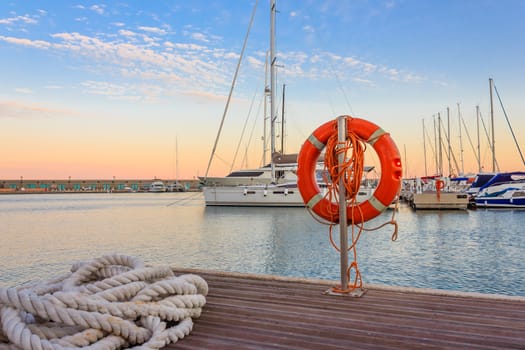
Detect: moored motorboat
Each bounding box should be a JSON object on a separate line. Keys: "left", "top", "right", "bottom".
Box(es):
{"left": 474, "top": 172, "right": 525, "bottom": 208}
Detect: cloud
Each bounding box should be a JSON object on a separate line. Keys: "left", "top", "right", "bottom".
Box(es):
{"left": 0, "top": 15, "right": 37, "bottom": 25}
{"left": 75, "top": 4, "right": 105, "bottom": 15}
{"left": 164, "top": 41, "right": 206, "bottom": 51}
{"left": 138, "top": 26, "right": 167, "bottom": 35}
{"left": 119, "top": 29, "right": 136, "bottom": 37}
{"left": 190, "top": 32, "right": 209, "bottom": 43}
{"left": 90, "top": 5, "right": 105, "bottom": 15}
{"left": 80, "top": 80, "right": 171, "bottom": 102}
{"left": 352, "top": 77, "right": 374, "bottom": 86}
{"left": 247, "top": 56, "right": 264, "bottom": 70}
{"left": 0, "top": 100, "right": 74, "bottom": 119}
{"left": 362, "top": 63, "right": 377, "bottom": 73}
{"left": 385, "top": 0, "right": 396, "bottom": 9}
{"left": 0, "top": 35, "right": 51, "bottom": 49}
{"left": 182, "top": 90, "right": 227, "bottom": 101}
{"left": 281, "top": 51, "right": 423, "bottom": 84}
{"left": 0, "top": 17, "right": 424, "bottom": 105}
{"left": 302, "top": 25, "right": 315, "bottom": 33}
{"left": 81, "top": 80, "right": 135, "bottom": 97}
{"left": 14, "top": 88, "right": 32, "bottom": 94}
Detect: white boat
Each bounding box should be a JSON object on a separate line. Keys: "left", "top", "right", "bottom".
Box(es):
{"left": 167, "top": 182, "right": 186, "bottom": 192}
{"left": 204, "top": 182, "right": 304, "bottom": 207}
{"left": 204, "top": 180, "right": 374, "bottom": 207}
{"left": 474, "top": 172, "right": 525, "bottom": 208}
{"left": 402, "top": 177, "right": 469, "bottom": 210}
{"left": 149, "top": 181, "right": 166, "bottom": 192}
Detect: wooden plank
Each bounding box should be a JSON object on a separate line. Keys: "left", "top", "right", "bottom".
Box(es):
{"left": 166, "top": 269, "right": 525, "bottom": 350}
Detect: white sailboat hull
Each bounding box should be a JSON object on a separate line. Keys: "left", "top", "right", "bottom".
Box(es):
{"left": 203, "top": 184, "right": 374, "bottom": 207}
{"left": 203, "top": 185, "right": 305, "bottom": 207}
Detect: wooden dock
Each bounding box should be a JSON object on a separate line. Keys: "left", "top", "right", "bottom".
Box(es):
{"left": 168, "top": 269, "right": 525, "bottom": 350}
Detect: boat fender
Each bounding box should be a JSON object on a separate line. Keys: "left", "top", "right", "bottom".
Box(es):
{"left": 436, "top": 179, "right": 444, "bottom": 200}
{"left": 297, "top": 116, "right": 402, "bottom": 224}
{"left": 436, "top": 179, "right": 445, "bottom": 192}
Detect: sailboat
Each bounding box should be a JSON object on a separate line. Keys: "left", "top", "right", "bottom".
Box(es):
{"left": 201, "top": 0, "right": 373, "bottom": 207}
{"left": 201, "top": 0, "right": 314, "bottom": 207}
{"left": 200, "top": 0, "right": 303, "bottom": 206}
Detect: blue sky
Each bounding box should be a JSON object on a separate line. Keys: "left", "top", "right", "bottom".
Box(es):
{"left": 1, "top": 0, "right": 524, "bottom": 179}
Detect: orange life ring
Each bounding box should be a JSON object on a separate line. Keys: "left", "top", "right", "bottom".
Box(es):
{"left": 297, "top": 116, "right": 402, "bottom": 224}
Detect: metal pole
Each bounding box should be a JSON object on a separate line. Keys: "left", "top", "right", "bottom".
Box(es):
{"left": 337, "top": 116, "right": 349, "bottom": 290}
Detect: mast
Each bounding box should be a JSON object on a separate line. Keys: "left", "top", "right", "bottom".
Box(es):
{"left": 476, "top": 105, "right": 481, "bottom": 172}
{"left": 433, "top": 115, "right": 438, "bottom": 175}
{"left": 270, "top": 0, "right": 277, "bottom": 183}
{"left": 438, "top": 113, "right": 443, "bottom": 176}
{"left": 447, "top": 107, "right": 451, "bottom": 176}
{"left": 458, "top": 103, "right": 464, "bottom": 175}
{"left": 489, "top": 78, "right": 496, "bottom": 172}
{"left": 403, "top": 144, "right": 408, "bottom": 178}
{"left": 175, "top": 136, "right": 179, "bottom": 181}
{"left": 281, "top": 83, "right": 286, "bottom": 154}
{"left": 263, "top": 52, "right": 269, "bottom": 165}
{"left": 493, "top": 81, "right": 525, "bottom": 167}
{"left": 422, "top": 119, "right": 428, "bottom": 177}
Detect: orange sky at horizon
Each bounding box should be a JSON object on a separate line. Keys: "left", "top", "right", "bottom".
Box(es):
{"left": 2, "top": 119, "right": 523, "bottom": 181}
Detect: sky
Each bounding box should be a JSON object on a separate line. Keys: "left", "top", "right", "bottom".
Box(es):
{"left": 1, "top": 0, "right": 524, "bottom": 180}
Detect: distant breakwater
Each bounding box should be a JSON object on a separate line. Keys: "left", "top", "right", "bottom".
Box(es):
{"left": 0, "top": 178, "right": 201, "bottom": 193}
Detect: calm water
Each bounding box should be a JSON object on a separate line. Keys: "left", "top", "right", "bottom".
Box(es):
{"left": 1, "top": 192, "right": 524, "bottom": 297}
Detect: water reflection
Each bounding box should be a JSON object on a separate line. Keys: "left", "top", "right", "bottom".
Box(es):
{"left": 1, "top": 193, "right": 524, "bottom": 297}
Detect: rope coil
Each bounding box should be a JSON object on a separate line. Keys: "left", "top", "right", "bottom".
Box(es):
{"left": 0, "top": 254, "right": 208, "bottom": 349}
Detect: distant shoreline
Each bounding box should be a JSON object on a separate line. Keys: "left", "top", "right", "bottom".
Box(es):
{"left": 0, "top": 178, "right": 201, "bottom": 193}
{"left": 0, "top": 189, "right": 201, "bottom": 194}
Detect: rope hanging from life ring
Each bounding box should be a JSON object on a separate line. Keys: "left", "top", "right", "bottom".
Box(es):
{"left": 297, "top": 116, "right": 402, "bottom": 225}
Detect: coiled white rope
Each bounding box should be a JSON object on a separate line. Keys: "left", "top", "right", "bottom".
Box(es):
{"left": 0, "top": 254, "right": 208, "bottom": 349}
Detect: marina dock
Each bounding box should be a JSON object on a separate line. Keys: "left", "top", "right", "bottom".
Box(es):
{"left": 169, "top": 269, "right": 525, "bottom": 350}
